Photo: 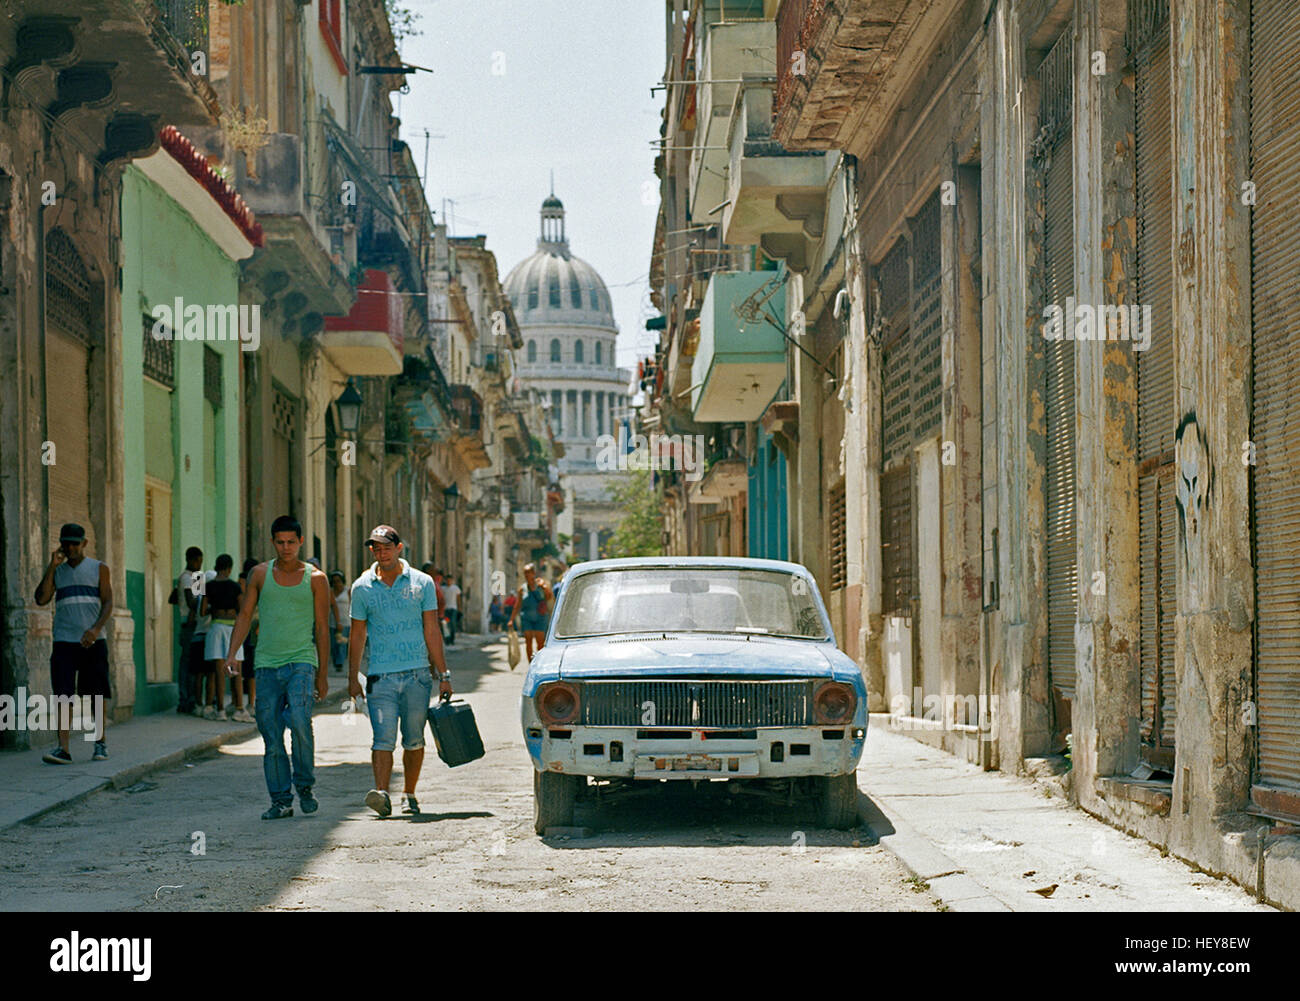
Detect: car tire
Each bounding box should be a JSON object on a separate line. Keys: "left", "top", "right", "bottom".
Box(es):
{"left": 818, "top": 773, "right": 860, "bottom": 830}
{"left": 533, "top": 769, "right": 579, "bottom": 835}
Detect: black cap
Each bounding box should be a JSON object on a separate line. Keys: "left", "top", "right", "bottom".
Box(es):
{"left": 59, "top": 523, "right": 86, "bottom": 543}
{"left": 367, "top": 525, "right": 401, "bottom": 546}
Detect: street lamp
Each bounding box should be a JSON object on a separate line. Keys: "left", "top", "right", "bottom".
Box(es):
{"left": 443, "top": 482, "right": 460, "bottom": 513}
{"left": 336, "top": 378, "right": 363, "bottom": 434}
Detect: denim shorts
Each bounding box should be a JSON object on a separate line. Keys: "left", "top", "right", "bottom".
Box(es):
{"left": 366, "top": 668, "right": 433, "bottom": 752}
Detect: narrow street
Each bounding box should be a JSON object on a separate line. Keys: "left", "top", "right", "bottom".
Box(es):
{"left": 0, "top": 639, "right": 934, "bottom": 912}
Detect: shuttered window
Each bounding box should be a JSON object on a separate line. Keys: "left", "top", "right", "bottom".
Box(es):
{"left": 881, "top": 466, "right": 913, "bottom": 615}
{"left": 1131, "top": 1, "right": 1176, "bottom": 767}
{"left": 270, "top": 384, "right": 298, "bottom": 521}
{"left": 828, "top": 483, "right": 847, "bottom": 591}
{"left": 911, "top": 196, "right": 943, "bottom": 443}
{"left": 1039, "top": 28, "right": 1078, "bottom": 699}
{"left": 44, "top": 228, "right": 93, "bottom": 539}
{"left": 1250, "top": 0, "right": 1300, "bottom": 813}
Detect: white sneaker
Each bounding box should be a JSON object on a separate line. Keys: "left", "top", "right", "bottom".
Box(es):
{"left": 231, "top": 708, "right": 255, "bottom": 723}
{"left": 202, "top": 705, "right": 220, "bottom": 720}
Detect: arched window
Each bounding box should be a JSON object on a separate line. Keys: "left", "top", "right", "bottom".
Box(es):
{"left": 549, "top": 273, "right": 561, "bottom": 308}
{"left": 594, "top": 341, "right": 603, "bottom": 366}
{"left": 570, "top": 277, "right": 583, "bottom": 309}
{"left": 527, "top": 284, "right": 538, "bottom": 310}
{"left": 574, "top": 339, "right": 584, "bottom": 364}
{"left": 527, "top": 339, "right": 537, "bottom": 363}
{"left": 589, "top": 287, "right": 599, "bottom": 311}
{"left": 550, "top": 338, "right": 561, "bottom": 363}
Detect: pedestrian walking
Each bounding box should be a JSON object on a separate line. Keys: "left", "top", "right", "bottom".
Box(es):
{"left": 33, "top": 524, "right": 113, "bottom": 764}
{"left": 488, "top": 594, "right": 505, "bottom": 633}
{"left": 174, "top": 547, "right": 204, "bottom": 714}
{"left": 200, "top": 554, "right": 252, "bottom": 722}
{"left": 507, "top": 562, "right": 553, "bottom": 662}
{"left": 223, "top": 516, "right": 331, "bottom": 820}
{"left": 442, "top": 573, "right": 461, "bottom": 645}
{"left": 348, "top": 525, "right": 451, "bottom": 817}
{"left": 329, "top": 570, "right": 350, "bottom": 674}
{"left": 179, "top": 548, "right": 217, "bottom": 717}
{"left": 238, "top": 557, "right": 259, "bottom": 711}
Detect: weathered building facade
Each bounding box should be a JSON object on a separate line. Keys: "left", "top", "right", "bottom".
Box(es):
{"left": 644, "top": 0, "right": 1300, "bottom": 906}
{"left": 0, "top": 0, "right": 221, "bottom": 741}
{"left": 769, "top": 0, "right": 1300, "bottom": 906}
{"left": 0, "top": 0, "right": 547, "bottom": 739}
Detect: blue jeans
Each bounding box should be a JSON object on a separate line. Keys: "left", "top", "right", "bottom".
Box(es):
{"left": 367, "top": 668, "right": 433, "bottom": 752}
{"left": 255, "top": 662, "right": 316, "bottom": 806}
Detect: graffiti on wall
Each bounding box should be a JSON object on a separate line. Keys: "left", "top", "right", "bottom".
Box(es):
{"left": 1175, "top": 411, "right": 1214, "bottom": 604}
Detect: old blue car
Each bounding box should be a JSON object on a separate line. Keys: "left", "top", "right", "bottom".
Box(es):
{"left": 520, "top": 557, "right": 868, "bottom": 833}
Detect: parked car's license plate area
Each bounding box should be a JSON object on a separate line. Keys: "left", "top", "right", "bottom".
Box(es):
{"left": 634, "top": 753, "right": 761, "bottom": 777}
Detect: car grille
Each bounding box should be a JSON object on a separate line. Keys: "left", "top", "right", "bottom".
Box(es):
{"left": 579, "top": 679, "right": 815, "bottom": 728}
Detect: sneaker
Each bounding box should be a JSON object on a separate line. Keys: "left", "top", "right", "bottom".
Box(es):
{"left": 364, "top": 789, "right": 392, "bottom": 817}
{"left": 92, "top": 741, "right": 108, "bottom": 761}
{"left": 299, "top": 789, "right": 318, "bottom": 814}
{"left": 401, "top": 794, "right": 420, "bottom": 815}
{"left": 191, "top": 705, "right": 206, "bottom": 718}
{"left": 203, "top": 705, "right": 220, "bottom": 720}
{"left": 42, "top": 747, "right": 72, "bottom": 765}
{"left": 261, "top": 803, "right": 294, "bottom": 820}
{"left": 231, "top": 708, "right": 255, "bottom": 724}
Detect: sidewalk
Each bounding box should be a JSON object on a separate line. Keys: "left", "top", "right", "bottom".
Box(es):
{"left": 857, "top": 716, "right": 1274, "bottom": 912}
{"left": 0, "top": 632, "right": 500, "bottom": 831}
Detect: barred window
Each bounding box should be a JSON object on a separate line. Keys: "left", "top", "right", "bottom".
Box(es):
{"left": 142, "top": 313, "right": 175, "bottom": 388}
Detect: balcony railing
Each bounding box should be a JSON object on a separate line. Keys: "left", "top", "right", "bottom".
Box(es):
{"left": 450, "top": 384, "right": 484, "bottom": 433}
{"left": 155, "top": 0, "right": 209, "bottom": 55}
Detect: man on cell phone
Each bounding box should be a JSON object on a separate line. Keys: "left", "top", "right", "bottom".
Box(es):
{"left": 34, "top": 524, "right": 113, "bottom": 764}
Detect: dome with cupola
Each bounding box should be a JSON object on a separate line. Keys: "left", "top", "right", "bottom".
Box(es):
{"left": 503, "top": 193, "right": 616, "bottom": 329}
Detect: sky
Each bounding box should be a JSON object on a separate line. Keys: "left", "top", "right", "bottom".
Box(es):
{"left": 391, "top": 0, "right": 665, "bottom": 371}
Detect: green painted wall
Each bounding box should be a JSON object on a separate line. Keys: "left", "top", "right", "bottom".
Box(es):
{"left": 121, "top": 164, "right": 245, "bottom": 714}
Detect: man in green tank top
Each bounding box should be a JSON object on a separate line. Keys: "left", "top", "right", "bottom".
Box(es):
{"left": 223, "top": 515, "right": 331, "bottom": 819}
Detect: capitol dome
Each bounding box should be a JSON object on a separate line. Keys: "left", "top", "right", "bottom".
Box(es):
{"left": 503, "top": 194, "right": 616, "bottom": 329}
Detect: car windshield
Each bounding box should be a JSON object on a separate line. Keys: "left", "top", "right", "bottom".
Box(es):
{"left": 553, "top": 567, "right": 828, "bottom": 640}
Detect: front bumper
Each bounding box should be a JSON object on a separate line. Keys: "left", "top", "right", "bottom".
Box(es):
{"left": 522, "top": 723, "right": 866, "bottom": 779}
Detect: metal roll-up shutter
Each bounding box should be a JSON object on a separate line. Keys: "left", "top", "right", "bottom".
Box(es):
{"left": 1132, "top": 5, "right": 1176, "bottom": 766}
{"left": 878, "top": 236, "right": 913, "bottom": 617}
{"left": 1250, "top": 1, "right": 1300, "bottom": 805}
{"left": 1039, "top": 28, "right": 1077, "bottom": 699}
{"left": 44, "top": 228, "right": 93, "bottom": 537}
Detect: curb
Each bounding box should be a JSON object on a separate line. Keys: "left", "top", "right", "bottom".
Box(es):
{"left": 858, "top": 787, "right": 1012, "bottom": 912}
{"left": 3, "top": 686, "right": 349, "bottom": 831}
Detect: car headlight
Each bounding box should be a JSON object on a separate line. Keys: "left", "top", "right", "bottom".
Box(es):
{"left": 814, "top": 682, "right": 856, "bottom": 725}
{"left": 536, "top": 682, "right": 580, "bottom": 725}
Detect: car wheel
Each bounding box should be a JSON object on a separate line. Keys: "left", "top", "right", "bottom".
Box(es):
{"left": 818, "top": 773, "right": 860, "bottom": 830}
{"left": 533, "top": 769, "right": 580, "bottom": 835}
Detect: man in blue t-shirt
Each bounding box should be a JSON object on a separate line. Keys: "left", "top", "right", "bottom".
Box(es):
{"left": 348, "top": 525, "right": 451, "bottom": 817}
